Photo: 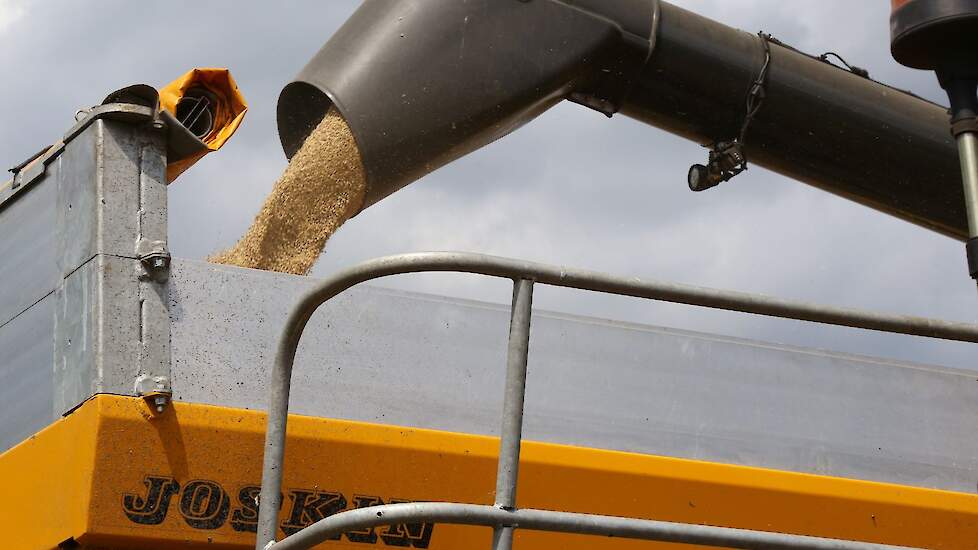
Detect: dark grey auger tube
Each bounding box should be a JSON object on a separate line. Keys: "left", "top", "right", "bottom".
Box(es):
{"left": 278, "top": 0, "right": 964, "bottom": 239}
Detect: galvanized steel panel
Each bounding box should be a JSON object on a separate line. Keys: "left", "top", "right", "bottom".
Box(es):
{"left": 56, "top": 122, "right": 99, "bottom": 277}
{"left": 0, "top": 294, "right": 54, "bottom": 451}
{"left": 0, "top": 163, "right": 58, "bottom": 328}
{"left": 57, "top": 119, "right": 167, "bottom": 277}
{"left": 1, "top": 114, "right": 171, "bottom": 451}
{"left": 169, "top": 259, "right": 978, "bottom": 493}
{"left": 53, "top": 249, "right": 171, "bottom": 419}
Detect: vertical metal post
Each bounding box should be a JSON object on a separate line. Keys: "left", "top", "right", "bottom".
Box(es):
{"left": 956, "top": 132, "right": 978, "bottom": 292}
{"left": 957, "top": 133, "right": 978, "bottom": 235}
{"left": 492, "top": 278, "right": 534, "bottom": 550}
{"left": 257, "top": 322, "right": 306, "bottom": 549}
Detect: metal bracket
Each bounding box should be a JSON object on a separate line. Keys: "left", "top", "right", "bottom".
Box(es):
{"left": 136, "top": 238, "right": 171, "bottom": 283}
{"left": 134, "top": 374, "right": 172, "bottom": 413}
{"left": 63, "top": 102, "right": 157, "bottom": 144}
{"left": 951, "top": 116, "right": 978, "bottom": 137}
{"left": 6, "top": 141, "right": 64, "bottom": 195}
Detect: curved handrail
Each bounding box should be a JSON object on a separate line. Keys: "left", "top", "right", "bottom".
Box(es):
{"left": 257, "top": 251, "right": 978, "bottom": 549}
{"left": 266, "top": 502, "right": 916, "bottom": 550}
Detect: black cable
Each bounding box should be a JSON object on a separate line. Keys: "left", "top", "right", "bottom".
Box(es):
{"left": 818, "top": 52, "right": 869, "bottom": 78}
{"left": 738, "top": 32, "right": 773, "bottom": 145}
{"left": 689, "top": 32, "right": 773, "bottom": 191}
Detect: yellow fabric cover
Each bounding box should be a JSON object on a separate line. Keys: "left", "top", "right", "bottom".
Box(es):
{"left": 158, "top": 68, "right": 248, "bottom": 182}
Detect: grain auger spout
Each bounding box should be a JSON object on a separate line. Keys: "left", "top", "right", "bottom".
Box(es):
{"left": 277, "top": 0, "right": 969, "bottom": 240}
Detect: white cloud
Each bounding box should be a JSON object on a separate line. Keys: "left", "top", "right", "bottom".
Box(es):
{"left": 0, "top": 0, "right": 26, "bottom": 34}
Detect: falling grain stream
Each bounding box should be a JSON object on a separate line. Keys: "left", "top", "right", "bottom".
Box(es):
{"left": 211, "top": 108, "right": 366, "bottom": 275}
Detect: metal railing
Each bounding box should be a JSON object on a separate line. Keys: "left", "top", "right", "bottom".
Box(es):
{"left": 256, "top": 252, "right": 978, "bottom": 550}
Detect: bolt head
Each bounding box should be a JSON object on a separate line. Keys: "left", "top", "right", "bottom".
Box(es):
{"left": 152, "top": 395, "right": 168, "bottom": 413}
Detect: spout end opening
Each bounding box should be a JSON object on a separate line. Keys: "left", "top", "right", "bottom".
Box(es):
{"left": 277, "top": 81, "right": 335, "bottom": 160}
{"left": 277, "top": 80, "right": 375, "bottom": 217}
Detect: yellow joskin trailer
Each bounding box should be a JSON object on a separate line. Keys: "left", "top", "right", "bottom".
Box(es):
{"left": 6, "top": 0, "right": 978, "bottom": 548}
{"left": 4, "top": 394, "right": 978, "bottom": 549}
{"left": 4, "top": 99, "right": 978, "bottom": 550}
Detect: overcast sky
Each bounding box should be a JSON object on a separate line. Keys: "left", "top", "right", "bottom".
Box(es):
{"left": 2, "top": 0, "right": 976, "bottom": 370}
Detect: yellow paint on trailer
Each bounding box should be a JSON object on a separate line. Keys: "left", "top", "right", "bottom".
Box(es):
{"left": 2, "top": 395, "right": 977, "bottom": 549}
{"left": 0, "top": 397, "right": 98, "bottom": 548}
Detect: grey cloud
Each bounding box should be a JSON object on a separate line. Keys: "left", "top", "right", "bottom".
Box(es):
{"left": 3, "top": 1, "right": 975, "bottom": 370}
